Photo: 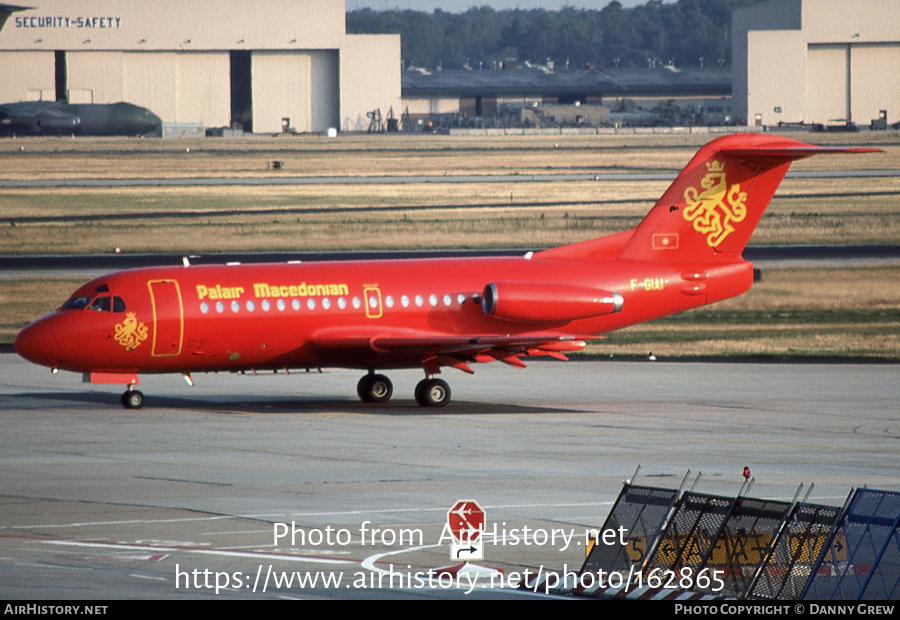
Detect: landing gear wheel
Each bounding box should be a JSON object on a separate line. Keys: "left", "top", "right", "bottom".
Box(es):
{"left": 415, "top": 378, "right": 451, "bottom": 408}
{"left": 357, "top": 373, "right": 393, "bottom": 403}
{"left": 122, "top": 389, "right": 145, "bottom": 409}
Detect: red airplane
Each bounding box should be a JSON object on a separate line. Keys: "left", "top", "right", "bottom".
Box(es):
{"left": 14, "top": 134, "right": 875, "bottom": 409}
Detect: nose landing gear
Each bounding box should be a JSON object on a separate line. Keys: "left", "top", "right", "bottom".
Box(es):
{"left": 121, "top": 387, "right": 145, "bottom": 409}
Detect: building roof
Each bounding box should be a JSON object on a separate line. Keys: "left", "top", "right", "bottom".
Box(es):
{"left": 402, "top": 67, "right": 732, "bottom": 99}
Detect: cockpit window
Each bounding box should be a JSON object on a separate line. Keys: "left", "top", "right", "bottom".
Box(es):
{"left": 60, "top": 293, "right": 126, "bottom": 312}
{"left": 61, "top": 296, "right": 93, "bottom": 310}
{"left": 87, "top": 296, "right": 112, "bottom": 312}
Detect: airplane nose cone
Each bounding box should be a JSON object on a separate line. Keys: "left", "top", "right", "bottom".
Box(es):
{"left": 14, "top": 318, "right": 62, "bottom": 368}
{"left": 130, "top": 106, "right": 162, "bottom": 136}
{"left": 136, "top": 110, "right": 162, "bottom": 136}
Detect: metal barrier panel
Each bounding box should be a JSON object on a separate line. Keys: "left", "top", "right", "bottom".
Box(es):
{"left": 701, "top": 497, "right": 792, "bottom": 598}
{"left": 803, "top": 488, "right": 900, "bottom": 600}
{"left": 862, "top": 517, "right": 900, "bottom": 600}
{"left": 648, "top": 492, "right": 733, "bottom": 574}
{"left": 577, "top": 483, "right": 899, "bottom": 601}
{"left": 748, "top": 502, "right": 841, "bottom": 601}
{"left": 581, "top": 484, "right": 678, "bottom": 575}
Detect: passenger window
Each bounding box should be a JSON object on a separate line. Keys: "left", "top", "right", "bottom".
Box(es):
{"left": 87, "top": 296, "right": 111, "bottom": 312}
{"left": 113, "top": 297, "right": 126, "bottom": 313}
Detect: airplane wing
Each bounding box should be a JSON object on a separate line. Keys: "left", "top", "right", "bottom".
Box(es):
{"left": 33, "top": 105, "right": 78, "bottom": 122}
{"left": 0, "top": 100, "right": 50, "bottom": 120}
{"left": 311, "top": 326, "right": 597, "bottom": 374}
{"left": 0, "top": 4, "right": 30, "bottom": 34}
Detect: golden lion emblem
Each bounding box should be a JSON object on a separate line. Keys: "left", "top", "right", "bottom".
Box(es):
{"left": 114, "top": 312, "right": 149, "bottom": 351}
{"left": 683, "top": 160, "right": 748, "bottom": 248}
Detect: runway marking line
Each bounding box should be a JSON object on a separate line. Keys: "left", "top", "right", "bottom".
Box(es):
{"left": 40, "top": 539, "right": 355, "bottom": 566}
{"left": 361, "top": 543, "right": 444, "bottom": 576}
{"left": 129, "top": 573, "right": 167, "bottom": 581}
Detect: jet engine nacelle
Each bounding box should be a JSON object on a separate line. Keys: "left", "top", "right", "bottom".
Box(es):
{"left": 38, "top": 116, "right": 80, "bottom": 131}
{"left": 481, "top": 281, "right": 623, "bottom": 323}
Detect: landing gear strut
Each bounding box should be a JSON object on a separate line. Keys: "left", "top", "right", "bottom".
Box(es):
{"left": 357, "top": 373, "right": 393, "bottom": 403}
{"left": 121, "top": 387, "right": 145, "bottom": 409}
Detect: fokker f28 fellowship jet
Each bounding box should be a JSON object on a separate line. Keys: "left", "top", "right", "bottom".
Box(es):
{"left": 15, "top": 134, "right": 875, "bottom": 409}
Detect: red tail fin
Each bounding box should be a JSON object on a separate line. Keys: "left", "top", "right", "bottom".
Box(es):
{"left": 616, "top": 133, "right": 876, "bottom": 261}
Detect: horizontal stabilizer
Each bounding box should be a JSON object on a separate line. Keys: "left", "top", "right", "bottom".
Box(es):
{"left": 721, "top": 145, "right": 880, "bottom": 159}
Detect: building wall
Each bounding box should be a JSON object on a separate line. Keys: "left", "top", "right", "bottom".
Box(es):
{"left": 403, "top": 97, "right": 461, "bottom": 116}
{"left": 745, "top": 29, "right": 807, "bottom": 125}
{"left": 734, "top": 0, "right": 900, "bottom": 127}
{"left": 0, "top": 0, "right": 398, "bottom": 133}
{"left": 339, "top": 35, "right": 400, "bottom": 132}
{"left": 0, "top": 0, "right": 345, "bottom": 52}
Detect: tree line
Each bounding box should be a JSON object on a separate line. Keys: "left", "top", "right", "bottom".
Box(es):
{"left": 347, "top": 0, "right": 766, "bottom": 71}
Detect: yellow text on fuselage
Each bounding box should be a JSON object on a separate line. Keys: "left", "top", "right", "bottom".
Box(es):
{"left": 630, "top": 278, "right": 666, "bottom": 292}
{"left": 196, "top": 284, "right": 245, "bottom": 300}
{"left": 253, "top": 282, "right": 349, "bottom": 299}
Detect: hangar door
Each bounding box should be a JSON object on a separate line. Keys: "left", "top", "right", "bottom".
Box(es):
{"left": 850, "top": 44, "right": 900, "bottom": 126}
{"left": 808, "top": 43, "right": 900, "bottom": 126}
{"left": 251, "top": 51, "right": 338, "bottom": 134}
{"left": 66, "top": 52, "right": 230, "bottom": 126}
{"left": 807, "top": 44, "right": 850, "bottom": 125}
{"left": 123, "top": 52, "right": 230, "bottom": 126}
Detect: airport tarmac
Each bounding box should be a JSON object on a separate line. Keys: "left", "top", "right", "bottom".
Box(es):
{"left": 1, "top": 353, "right": 897, "bottom": 599}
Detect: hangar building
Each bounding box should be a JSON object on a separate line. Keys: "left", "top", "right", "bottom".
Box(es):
{"left": 0, "top": 0, "right": 400, "bottom": 133}
{"left": 733, "top": 0, "right": 900, "bottom": 127}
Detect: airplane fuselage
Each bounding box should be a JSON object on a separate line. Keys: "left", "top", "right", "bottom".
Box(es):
{"left": 16, "top": 255, "right": 751, "bottom": 375}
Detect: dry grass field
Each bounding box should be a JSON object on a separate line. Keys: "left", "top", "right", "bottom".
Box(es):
{"left": 1, "top": 131, "right": 898, "bottom": 356}
{"left": 1, "top": 132, "right": 898, "bottom": 255}
{"left": 594, "top": 265, "right": 900, "bottom": 359}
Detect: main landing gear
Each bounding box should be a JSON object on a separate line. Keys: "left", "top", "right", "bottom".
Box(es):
{"left": 121, "top": 387, "right": 145, "bottom": 409}
{"left": 357, "top": 372, "right": 451, "bottom": 407}
{"left": 357, "top": 373, "right": 393, "bottom": 403}
{"left": 414, "top": 377, "right": 451, "bottom": 408}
